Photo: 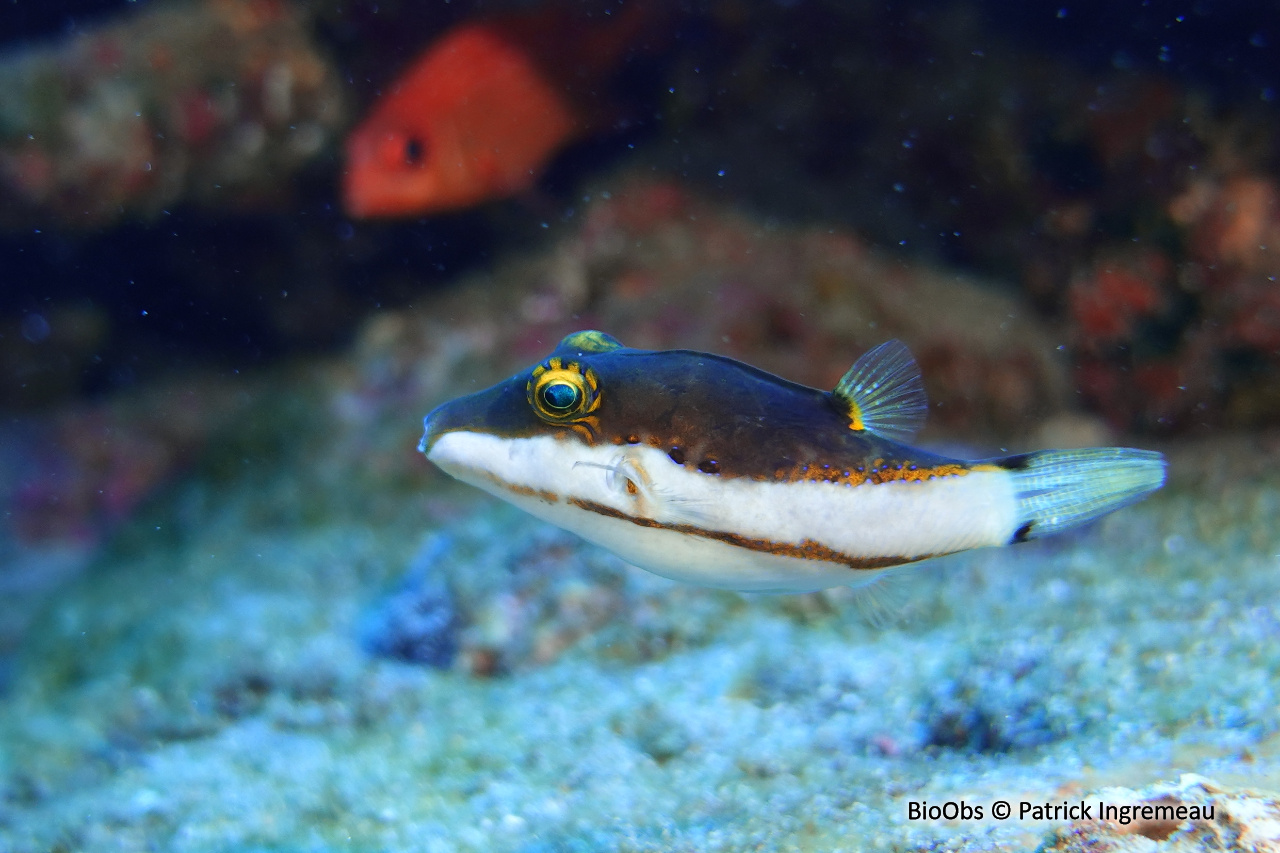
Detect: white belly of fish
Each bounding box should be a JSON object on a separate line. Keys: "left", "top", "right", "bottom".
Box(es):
{"left": 428, "top": 432, "right": 1019, "bottom": 592}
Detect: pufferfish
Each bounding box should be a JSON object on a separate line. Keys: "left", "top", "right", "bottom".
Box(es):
{"left": 419, "top": 331, "right": 1166, "bottom": 592}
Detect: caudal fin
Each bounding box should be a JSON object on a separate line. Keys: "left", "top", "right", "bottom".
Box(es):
{"left": 1003, "top": 448, "right": 1166, "bottom": 541}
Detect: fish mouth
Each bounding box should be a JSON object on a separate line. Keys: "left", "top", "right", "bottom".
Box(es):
{"left": 417, "top": 403, "right": 450, "bottom": 455}
{"left": 419, "top": 400, "right": 477, "bottom": 457}
{"left": 418, "top": 375, "right": 530, "bottom": 456}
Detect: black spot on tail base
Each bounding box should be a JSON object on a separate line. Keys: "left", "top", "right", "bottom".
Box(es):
{"left": 997, "top": 453, "right": 1033, "bottom": 471}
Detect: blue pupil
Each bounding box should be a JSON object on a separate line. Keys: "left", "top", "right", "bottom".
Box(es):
{"left": 542, "top": 381, "right": 581, "bottom": 412}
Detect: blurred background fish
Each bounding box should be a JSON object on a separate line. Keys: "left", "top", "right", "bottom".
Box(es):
{"left": 342, "top": 3, "right": 665, "bottom": 218}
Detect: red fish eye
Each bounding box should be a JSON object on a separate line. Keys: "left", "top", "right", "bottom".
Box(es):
{"left": 375, "top": 131, "right": 427, "bottom": 170}
{"left": 404, "top": 137, "right": 426, "bottom": 165}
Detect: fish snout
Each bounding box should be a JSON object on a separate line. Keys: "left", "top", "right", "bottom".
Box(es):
{"left": 418, "top": 402, "right": 455, "bottom": 457}
{"left": 418, "top": 378, "right": 523, "bottom": 458}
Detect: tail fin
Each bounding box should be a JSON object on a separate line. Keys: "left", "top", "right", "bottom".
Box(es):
{"left": 1002, "top": 448, "right": 1166, "bottom": 541}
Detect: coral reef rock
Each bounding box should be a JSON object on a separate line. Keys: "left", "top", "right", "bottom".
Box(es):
{"left": 0, "top": 0, "right": 345, "bottom": 225}
{"left": 1041, "top": 775, "right": 1280, "bottom": 853}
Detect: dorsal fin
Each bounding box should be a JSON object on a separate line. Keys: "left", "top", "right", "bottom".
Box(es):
{"left": 832, "top": 340, "right": 928, "bottom": 442}
{"left": 556, "top": 330, "right": 623, "bottom": 354}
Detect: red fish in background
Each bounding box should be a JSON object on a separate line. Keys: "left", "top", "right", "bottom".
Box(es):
{"left": 343, "top": 4, "right": 660, "bottom": 219}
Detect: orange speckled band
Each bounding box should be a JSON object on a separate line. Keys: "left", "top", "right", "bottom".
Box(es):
{"left": 787, "top": 459, "right": 970, "bottom": 487}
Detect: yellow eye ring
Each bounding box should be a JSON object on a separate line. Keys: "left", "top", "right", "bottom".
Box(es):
{"left": 527, "top": 358, "right": 601, "bottom": 423}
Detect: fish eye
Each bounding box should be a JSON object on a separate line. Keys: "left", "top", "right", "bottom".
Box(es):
{"left": 541, "top": 380, "right": 581, "bottom": 412}
{"left": 527, "top": 359, "right": 601, "bottom": 424}
{"left": 404, "top": 136, "right": 426, "bottom": 166}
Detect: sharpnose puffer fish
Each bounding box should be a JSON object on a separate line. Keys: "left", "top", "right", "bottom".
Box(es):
{"left": 419, "top": 331, "right": 1166, "bottom": 592}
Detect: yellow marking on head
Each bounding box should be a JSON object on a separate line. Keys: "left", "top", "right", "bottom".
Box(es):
{"left": 528, "top": 358, "right": 602, "bottom": 426}
{"left": 558, "top": 330, "right": 623, "bottom": 353}
{"left": 567, "top": 419, "right": 600, "bottom": 442}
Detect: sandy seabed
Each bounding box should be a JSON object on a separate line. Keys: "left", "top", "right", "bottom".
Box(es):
{"left": 1, "top": 436, "right": 1277, "bottom": 853}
